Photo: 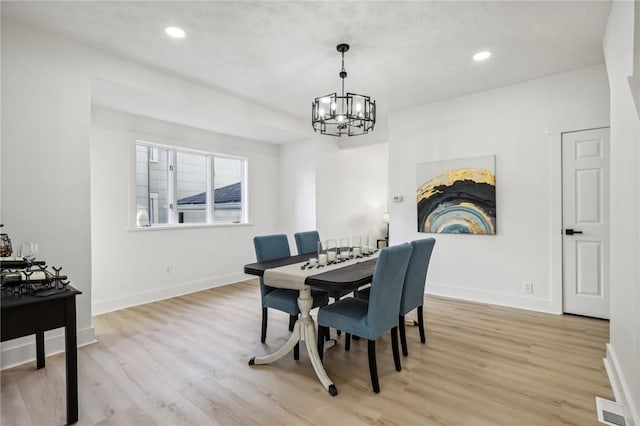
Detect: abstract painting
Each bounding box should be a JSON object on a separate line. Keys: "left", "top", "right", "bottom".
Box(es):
{"left": 417, "top": 155, "right": 496, "bottom": 234}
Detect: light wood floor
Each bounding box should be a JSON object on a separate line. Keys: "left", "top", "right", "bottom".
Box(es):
{"left": 2, "top": 280, "right": 613, "bottom": 425}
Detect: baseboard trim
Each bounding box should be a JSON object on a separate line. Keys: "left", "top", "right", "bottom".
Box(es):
{"left": 426, "top": 281, "right": 559, "bottom": 314}
{"left": 1, "top": 326, "right": 96, "bottom": 370}
{"left": 604, "top": 343, "right": 639, "bottom": 425}
{"left": 92, "top": 272, "right": 249, "bottom": 315}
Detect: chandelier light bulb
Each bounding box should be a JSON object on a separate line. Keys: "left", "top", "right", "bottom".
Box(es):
{"left": 319, "top": 108, "right": 325, "bottom": 117}
{"left": 330, "top": 102, "right": 336, "bottom": 112}
{"left": 337, "top": 115, "right": 344, "bottom": 122}
{"left": 355, "top": 103, "right": 362, "bottom": 112}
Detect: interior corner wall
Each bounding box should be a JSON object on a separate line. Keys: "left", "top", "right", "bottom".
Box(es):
{"left": 316, "top": 142, "right": 389, "bottom": 244}
{"left": 603, "top": 1, "right": 640, "bottom": 423}
{"left": 1, "top": 19, "right": 96, "bottom": 368}
{"left": 90, "top": 107, "right": 279, "bottom": 314}
{"left": 0, "top": 20, "right": 282, "bottom": 368}
{"left": 278, "top": 137, "right": 389, "bottom": 252}
{"left": 278, "top": 139, "right": 323, "bottom": 246}
{"left": 388, "top": 64, "right": 610, "bottom": 314}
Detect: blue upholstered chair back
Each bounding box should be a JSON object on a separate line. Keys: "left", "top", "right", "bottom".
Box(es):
{"left": 294, "top": 231, "right": 320, "bottom": 255}
{"left": 253, "top": 234, "right": 291, "bottom": 300}
{"left": 366, "top": 243, "right": 413, "bottom": 337}
{"left": 400, "top": 238, "right": 436, "bottom": 314}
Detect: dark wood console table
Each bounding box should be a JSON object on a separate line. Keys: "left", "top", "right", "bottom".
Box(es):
{"left": 1, "top": 287, "right": 81, "bottom": 425}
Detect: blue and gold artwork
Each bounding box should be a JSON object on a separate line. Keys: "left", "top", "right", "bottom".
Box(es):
{"left": 417, "top": 155, "right": 496, "bottom": 235}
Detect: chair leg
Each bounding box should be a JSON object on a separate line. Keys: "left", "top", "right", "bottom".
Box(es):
{"left": 391, "top": 327, "right": 401, "bottom": 371}
{"left": 318, "top": 326, "right": 327, "bottom": 363}
{"left": 417, "top": 306, "right": 426, "bottom": 344}
{"left": 290, "top": 315, "right": 300, "bottom": 360}
{"left": 367, "top": 339, "right": 380, "bottom": 393}
{"left": 334, "top": 297, "right": 342, "bottom": 336}
{"left": 345, "top": 333, "right": 351, "bottom": 352}
{"left": 399, "top": 315, "right": 408, "bottom": 356}
{"left": 289, "top": 315, "right": 296, "bottom": 331}
{"left": 261, "top": 307, "right": 268, "bottom": 343}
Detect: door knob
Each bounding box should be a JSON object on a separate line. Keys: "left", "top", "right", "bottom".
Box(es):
{"left": 565, "top": 229, "right": 583, "bottom": 235}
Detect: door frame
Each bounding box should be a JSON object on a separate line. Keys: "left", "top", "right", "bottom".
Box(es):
{"left": 549, "top": 126, "right": 610, "bottom": 315}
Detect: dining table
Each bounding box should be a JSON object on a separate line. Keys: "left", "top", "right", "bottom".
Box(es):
{"left": 243, "top": 251, "right": 379, "bottom": 396}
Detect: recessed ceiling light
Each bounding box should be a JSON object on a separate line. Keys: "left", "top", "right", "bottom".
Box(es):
{"left": 165, "top": 26, "right": 186, "bottom": 39}
{"left": 473, "top": 50, "right": 491, "bottom": 61}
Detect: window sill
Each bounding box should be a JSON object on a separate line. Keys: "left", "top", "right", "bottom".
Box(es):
{"left": 128, "top": 222, "right": 253, "bottom": 232}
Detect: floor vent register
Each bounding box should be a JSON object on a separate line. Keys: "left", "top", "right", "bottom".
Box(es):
{"left": 596, "top": 397, "right": 630, "bottom": 426}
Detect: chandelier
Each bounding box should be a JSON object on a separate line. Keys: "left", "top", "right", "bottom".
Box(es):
{"left": 311, "top": 44, "right": 376, "bottom": 137}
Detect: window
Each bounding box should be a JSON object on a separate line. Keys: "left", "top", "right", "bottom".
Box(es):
{"left": 135, "top": 142, "right": 247, "bottom": 227}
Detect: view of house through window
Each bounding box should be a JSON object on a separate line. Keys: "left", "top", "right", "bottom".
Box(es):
{"left": 176, "top": 151, "right": 208, "bottom": 224}
{"left": 136, "top": 145, "right": 170, "bottom": 226}
{"left": 213, "top": 157, "right": 244, "bottom": 223}
{"left": 135, "top": 142, "right": 246, "bottom": 227}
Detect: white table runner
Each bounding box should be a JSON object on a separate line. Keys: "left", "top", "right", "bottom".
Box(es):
{"left": 263, "top": 251, "right": 380, "bottom": 290}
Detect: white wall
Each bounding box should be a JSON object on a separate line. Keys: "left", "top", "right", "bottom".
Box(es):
{"left": 278, "top": 139, "right": 322, "bottom": 240}
{"left": 1, "top": 19, "right": 96, "bottom": 367}
{"left": 603, "top": 1, "right": 640, "bottom": 423}
{"left": 388, "top": 64, "right": 610, "bottom": 314}
{"left": 279, "top": 138, "right": 389, "bottom": 251}
{"left": 0, "top": 20, "right": 291, "bottom": 368}
{"left": 90, "top": 107, "right": 279, "bottom": 314}
{"left": 316, "top": 142, "right": 388, "bottom": 245}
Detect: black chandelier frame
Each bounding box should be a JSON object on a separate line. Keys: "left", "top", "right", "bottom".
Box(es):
{"left": 311, "top": 44, "right": 376, "bottom": 137}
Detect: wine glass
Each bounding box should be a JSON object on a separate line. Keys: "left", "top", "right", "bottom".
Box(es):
{"left": 361, "top": 235, "right": 370, "bottom": 254}
{"left": 326, "top": 239, "right": 337, "bottom": 263}
{"left": 339, "top": 237, "right": 351, "bottom": 260}
{"left": 19, "top": 242, "right": 38, "bottom": 261}
{"left": 351, "top": 236, "right": 361, "bottom": 257}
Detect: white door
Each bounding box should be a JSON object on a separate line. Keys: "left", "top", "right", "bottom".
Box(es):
{"left": 562, "top": 128, "right": 610, "bottom": 319}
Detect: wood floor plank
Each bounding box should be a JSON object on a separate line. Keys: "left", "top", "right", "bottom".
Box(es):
{"left": 1, "top": 382, "right": 33, "bottom": 426}
{"left": 2, "top": 280, "right": 613, "bottom": 425}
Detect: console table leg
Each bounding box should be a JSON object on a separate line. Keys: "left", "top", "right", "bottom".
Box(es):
{"left": 35, "top": 331, "right": 45, "bottom": 369}
{"left": 65, "top": 297, "right": 78, "bottom": 425}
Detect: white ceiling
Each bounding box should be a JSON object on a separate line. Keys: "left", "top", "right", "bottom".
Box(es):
{"left": 2, "top": 1, "right": 611, "bottom": 124}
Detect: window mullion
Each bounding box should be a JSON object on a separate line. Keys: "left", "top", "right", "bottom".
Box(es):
{"left": 169, "top": 150, "right": 178, "bottom": 225}
{"left": 207, "top": 155, "right": 214, "bottom": 224}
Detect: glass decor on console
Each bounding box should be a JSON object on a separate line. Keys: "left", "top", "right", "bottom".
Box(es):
{"left": 1, "top": 238, "right": 71, "bottom": 296}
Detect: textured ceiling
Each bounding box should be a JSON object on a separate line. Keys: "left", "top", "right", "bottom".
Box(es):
{"left": 2, "top": 1, "right": 611, "bottom": 121}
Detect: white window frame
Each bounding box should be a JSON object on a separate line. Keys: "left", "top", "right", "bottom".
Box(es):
{"left": 134, "top": 140, "right": 249, "bottom": 229}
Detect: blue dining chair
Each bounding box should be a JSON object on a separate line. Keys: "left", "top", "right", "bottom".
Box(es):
{"left": 294, "top": 231, "right": 320, "bottom": 256}
{"left": 356, "top": 238, "right": 436, "bottom": 356}
{"left": 316, "top": 243, "right": 413, "bottom": 393}
{"left": 254, "top": 234, "right": 329, "bottom": 360}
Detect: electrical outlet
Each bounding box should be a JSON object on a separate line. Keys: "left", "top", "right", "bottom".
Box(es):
{"left": 164, "top": 264, "right": 172, "bottom": 275}
{"left": 522, "top": 281, "right": 533, "bottom": 293}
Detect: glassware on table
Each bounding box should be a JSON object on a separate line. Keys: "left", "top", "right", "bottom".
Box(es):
{"left": 361, "top": 235, "right": 370, "bottom": 254}
{"left": 326, "top": 239, "right": 337, "bottom": 263}
{"left": 0, "top": 225, "right": 13, "bottom": 257}
{"left": 352, "top": 236, "right": 362, "bottom": 257}
{"left": 339, "top": 237, "right": 351, "bottom": 260}
{"left": 19, "top": 242, "right": 38, "bottom": 261}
